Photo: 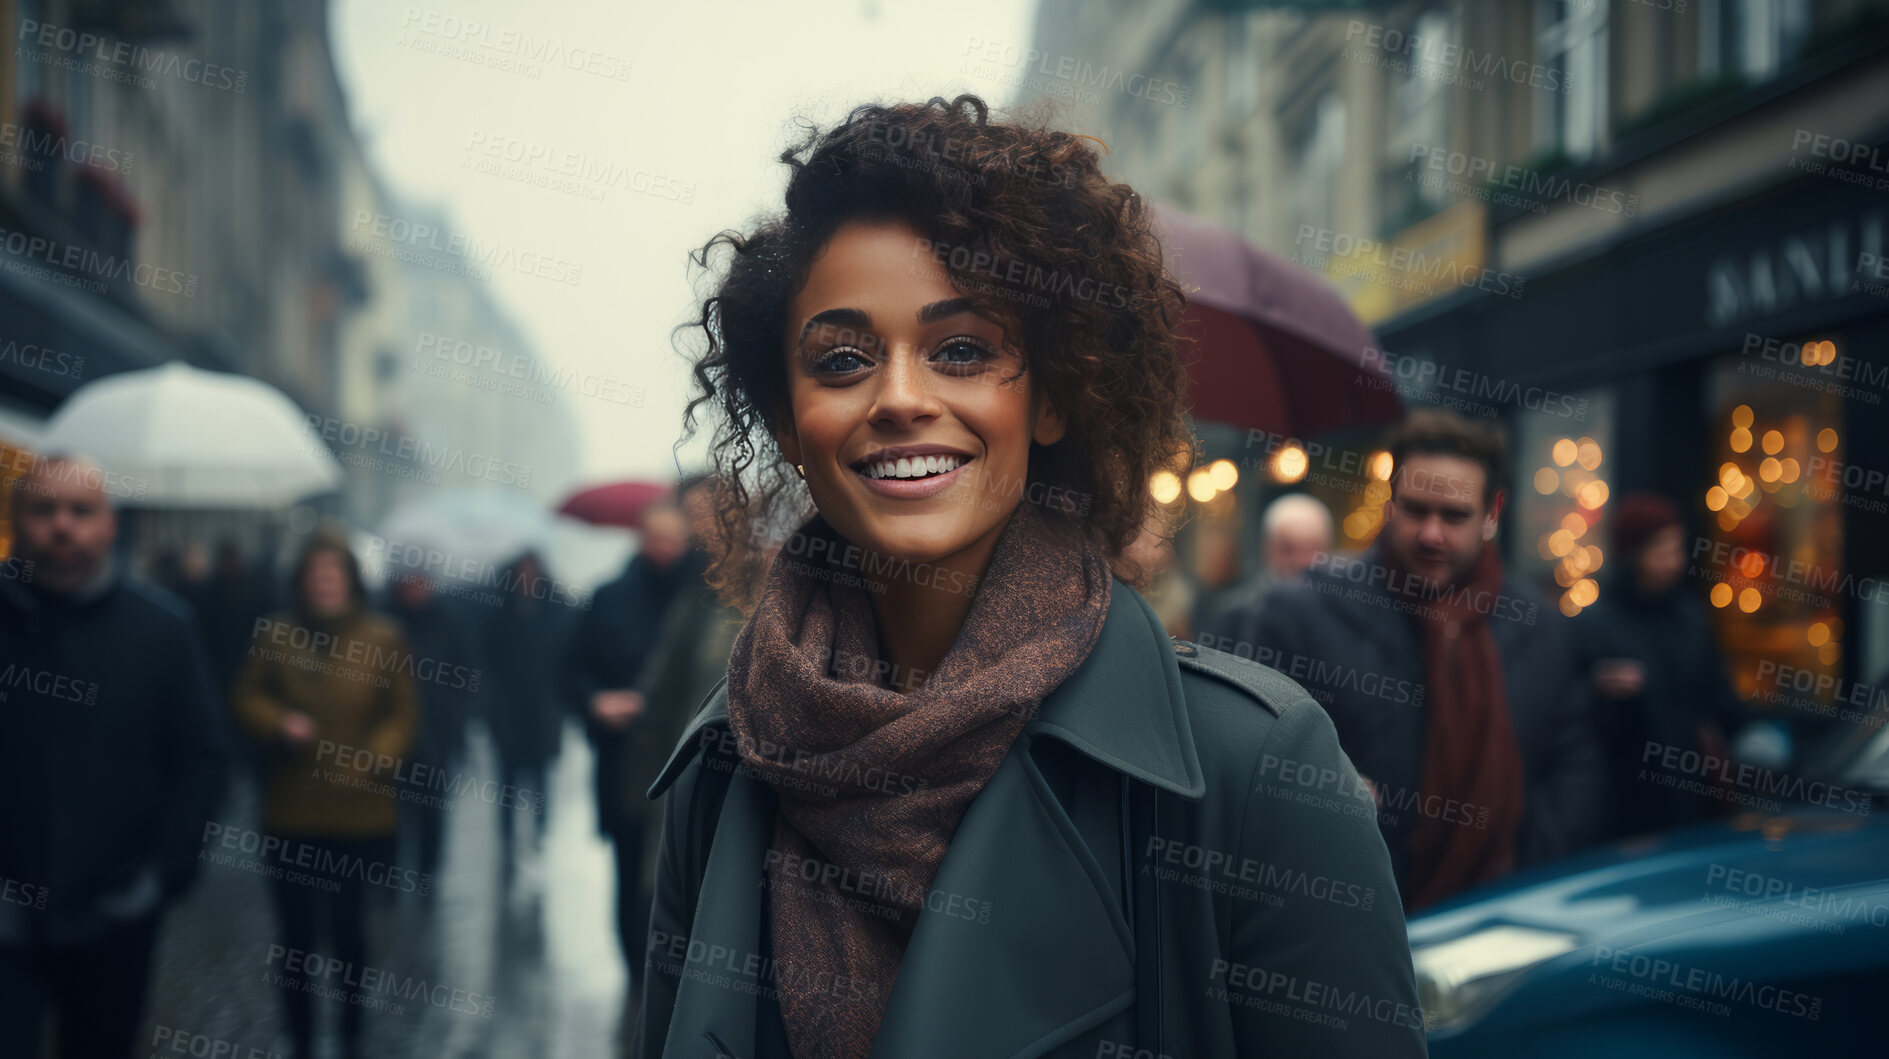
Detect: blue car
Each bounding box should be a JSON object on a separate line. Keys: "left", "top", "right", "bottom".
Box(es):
{"left": 1408, "top": 726, "right": 1889, "bottom": 1055}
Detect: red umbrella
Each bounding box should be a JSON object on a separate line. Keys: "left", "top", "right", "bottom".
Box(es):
{"left": 1155, "top": 204, "right": 1401, "bottom": 438}
{"left": 556, "top": 480, "right": 672, "bottom": 529}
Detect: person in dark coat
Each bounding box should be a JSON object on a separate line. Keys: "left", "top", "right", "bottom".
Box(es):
{"left": 0, "top": 454, "right": 229, "bottom": 1059}
{"left": 1199, "top": 491, "right": 1334, "bottom": 649}
{"left": 483, "top": 550, "right": 574, "bottom": 881}
{"left": 563, "top": 500, "right": 700, "bottom": 971}
{"left": 1242, "top": 411, "right": 1607, "bottom": 912}
{"left": 606, "top": 477, "right": 743, "bottom": 1002}
{"left": 1574, "top": 492, "right": 1739, "bottom": 840}
{"left": 385, "top": 570, "right": 480, "bottom": 878}
{"left": 637, "top": 97, "right": 1421, "bottom": 1059}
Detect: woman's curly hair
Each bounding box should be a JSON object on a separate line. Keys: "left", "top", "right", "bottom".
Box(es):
{"left": 679, "top": 94, "right": 1195, "bottom": 610}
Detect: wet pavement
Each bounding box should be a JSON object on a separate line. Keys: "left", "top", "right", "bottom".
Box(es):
{"left": 139, "top": 721, "right": 629, "bottom": 1059}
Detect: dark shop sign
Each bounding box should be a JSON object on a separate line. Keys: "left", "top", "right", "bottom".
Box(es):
{"left": 1699, "top": 181, "right": 1887, "bottom": 332}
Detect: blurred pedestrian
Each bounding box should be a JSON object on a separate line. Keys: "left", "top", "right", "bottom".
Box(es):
{"left": 0, "top": 453, "right": 228, "bottom": 1059}
{"left": 231, "top": 531, "right": 419, "bottom": 1059}
{"left": 385, "top": 570, "right": 478, "bottom": 879}
{"left": 1198, "top": 492, "right": 1334, "bottom": 651}
{"left": 1249, "top": 410, "right": 1606, "bottom": 911}
{"left": 606, "top": 476, "right": 740, "bottom": 999}
{"left": 1575, "top": 492, "right": 1739, "bottom": 839}
{"left": 483, "top": 550, "right": 573, "bottom": 885}
{"left": 563, "top": 496, "right": 700, "bottom": 974}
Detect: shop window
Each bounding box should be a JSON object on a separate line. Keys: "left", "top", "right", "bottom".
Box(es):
{"left": 1700, "top": 0, "right": 1811, "bottom": 81}
{"left": 1513, "top": 388, "right": 1616, "bottom": 615}
{"left": 1701, "top": 345, "right": 1845, "bottom": 724}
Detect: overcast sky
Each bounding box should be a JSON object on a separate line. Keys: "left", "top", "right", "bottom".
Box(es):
{"left": 331, "top": 0, "right": 1038, "bottom": 485}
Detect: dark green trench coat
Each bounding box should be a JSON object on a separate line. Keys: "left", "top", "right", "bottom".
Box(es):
{"left": 637, "top": 584, "right": 1427, "bottom": 1058}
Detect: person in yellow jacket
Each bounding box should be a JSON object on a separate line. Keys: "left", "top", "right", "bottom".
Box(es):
{"left": 231, "top": 531, "right": 419, "bottom": 1059}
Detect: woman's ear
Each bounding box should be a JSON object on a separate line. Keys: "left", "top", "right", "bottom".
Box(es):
{"left": 1032, "top": 392, "right": 1067, "bottom": 446}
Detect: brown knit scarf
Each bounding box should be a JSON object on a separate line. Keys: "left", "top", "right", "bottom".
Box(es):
{"left": 724, "top": 501, "right": 1112, "bottom": 1059}
{"left": 1400, "top": 543, "right": 1528, "bottom": 912}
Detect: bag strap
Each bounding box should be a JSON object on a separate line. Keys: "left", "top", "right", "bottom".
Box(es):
{"left": 1123, "top": 774, "right": 1164, "bottom": 1054}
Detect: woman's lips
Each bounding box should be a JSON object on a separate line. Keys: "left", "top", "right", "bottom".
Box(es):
{"left": 853, "top": 457, "right": 971, "bottom": 499}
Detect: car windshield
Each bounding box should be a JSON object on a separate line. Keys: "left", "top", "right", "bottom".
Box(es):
{"left": 1808, "top": 701, "right": 1889, "bottom": 795}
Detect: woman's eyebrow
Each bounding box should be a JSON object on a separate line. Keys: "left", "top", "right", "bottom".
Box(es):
{"left": 797, "top": 307, "right": 871, "bottom": 344}
{"left": 917, "top": 297, "right": 975, "bottom": 323}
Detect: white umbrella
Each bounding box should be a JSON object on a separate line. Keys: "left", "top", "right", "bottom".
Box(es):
{"left": 39, "top": 361, "right": 341, "bottom": 507}
{"left": 375, "top": 488, "right": 556, "bottom": 580}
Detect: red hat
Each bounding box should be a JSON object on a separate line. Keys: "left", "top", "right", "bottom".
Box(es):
{"left": 1611, "top": 492, "right": 1682, "bottom": 559}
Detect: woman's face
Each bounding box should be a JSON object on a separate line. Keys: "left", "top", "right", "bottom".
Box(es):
{"left": 777, "top": 218, "right": 1064, "bottom": 569}
{"left": 1635, "top": 523, "right": 1687, "bottom": 595}
{"left": 302, "top": 551, "right": 353, "bottom": 617}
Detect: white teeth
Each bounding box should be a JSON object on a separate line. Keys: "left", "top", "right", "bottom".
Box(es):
{"left": 861, "top": 455, "right": 967, "bottom": 480}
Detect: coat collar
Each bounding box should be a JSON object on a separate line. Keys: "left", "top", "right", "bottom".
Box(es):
{"left": 651, "top": 579, "right": 1205, "bottom": 800}
{"left": 649, "top": 580, "right": 1195, "bottom": 1058}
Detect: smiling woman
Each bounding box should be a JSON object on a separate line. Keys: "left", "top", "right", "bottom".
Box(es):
{"left": 643, "top": 94, "right": 1424, "bottom": 1059}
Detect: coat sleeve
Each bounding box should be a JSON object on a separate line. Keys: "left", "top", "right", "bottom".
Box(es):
{"left": 156, "top": 607, "right": 231, "bottom": 900}
{"left": 1225, "top": 701, "right": 1428, "bottom": 1057}
{"left": 364, "top": 627, "right": 422, "bottom": 763}
{"left": 230, "top": 622, "right": 289, "bottom": 743}
{"left": 1517, "top": 618, "right": 1609, "bottom": 866}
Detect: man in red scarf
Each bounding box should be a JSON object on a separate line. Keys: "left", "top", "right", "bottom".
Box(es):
{"left": 1245, "top": 411, "right": 1606, "bottom": 911}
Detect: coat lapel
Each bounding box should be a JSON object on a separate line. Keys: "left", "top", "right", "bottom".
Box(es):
{"left": 646, "top": 582, "right": 1207, "bottom": 1058}
{"left": 660, "top": 766, "right": 773, "bottom": 1059}
{"left": 866, "top": 742, "right": 1134, "bottom": 1058}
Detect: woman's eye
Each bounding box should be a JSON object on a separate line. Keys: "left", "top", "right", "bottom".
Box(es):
{"left": 933, "top": 338, "right": 994, "bottom": 368}
{"left": 813, "top": 347, "right": 870, "bottom": 375}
